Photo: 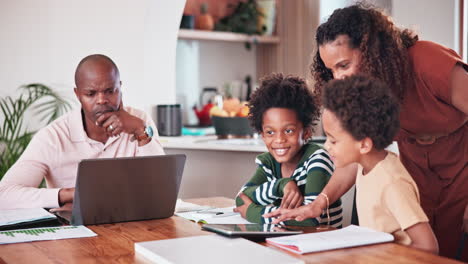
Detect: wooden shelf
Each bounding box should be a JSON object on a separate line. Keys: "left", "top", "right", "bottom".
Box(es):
{"left": 178, "top": 29, "right": 279, "bottom": 44}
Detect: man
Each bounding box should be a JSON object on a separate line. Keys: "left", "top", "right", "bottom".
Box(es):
{"left": 0, "top": 54, "right": 165, "bottom": 210}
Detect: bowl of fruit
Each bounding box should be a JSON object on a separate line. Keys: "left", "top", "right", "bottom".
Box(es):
{"left": 209, "top": 97, "right": 254, "bottom": 138}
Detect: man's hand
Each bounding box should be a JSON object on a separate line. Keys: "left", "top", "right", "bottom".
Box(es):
{"left": 57, "top": 187, "right": 75, "bottom": 205}
{"left": 264, "top": 197, "right": 325, "bottom": 224}
{"left": 233, "top": 193, "right": 253, "bottom": 219}
{"left": 463, "top": 203, "right": 468, "bottom": 233}
{"left": 49, "top": 203, "right": 73, "bottom": 213}
{"left": 95, "top": 105, "right": 145, "bottom": 138}
{"left": 281, "top": 181, "right": 304, "bottom": 209}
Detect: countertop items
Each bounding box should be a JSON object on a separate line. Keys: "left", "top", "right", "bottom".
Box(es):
{"left": 159, "top": 135, "right": 267, "bottom": 152}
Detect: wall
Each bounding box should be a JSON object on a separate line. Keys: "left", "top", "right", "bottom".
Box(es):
{"left": 0, "top": 0, "right": 185, "bottom": 128}
{"left": 392, "top": 0, "right": 458, "bottom": 51}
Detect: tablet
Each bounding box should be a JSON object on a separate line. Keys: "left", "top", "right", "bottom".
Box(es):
{"left": 202, "top": 224, "right": 302, "bottom": 240}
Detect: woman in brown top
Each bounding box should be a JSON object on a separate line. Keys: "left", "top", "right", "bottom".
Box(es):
{"left": 265, "top": 3, "right": 467, "bottom": 260}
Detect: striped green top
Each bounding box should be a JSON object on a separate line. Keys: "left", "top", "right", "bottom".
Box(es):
{"left": 236, "top": 143, "right": 343, "bottom": 227}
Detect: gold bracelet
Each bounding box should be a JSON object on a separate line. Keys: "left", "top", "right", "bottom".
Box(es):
{"left": 319, "top": 192, "right": 330, "bottom": 226}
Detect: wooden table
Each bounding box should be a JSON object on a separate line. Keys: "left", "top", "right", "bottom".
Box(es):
{"left": 0, "top": 197, "right": 462, "bottom": 264}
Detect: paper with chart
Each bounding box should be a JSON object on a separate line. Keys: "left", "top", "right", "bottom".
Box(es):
{"left": 0, "top": 208, "right": 57, "bottom": 227}
{"left": 0, "top": 225, "right": 97, "bottom": 244}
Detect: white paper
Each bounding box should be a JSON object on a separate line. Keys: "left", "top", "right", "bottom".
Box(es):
{"left": 175, "top": 206, "right": 252, "bottom": 224}
{"left": 0, "top": 208, "right": 56, "bottom": 226}
{"left": 266, "top": 225, "right": 394, "bottom": 254}
{"left": 174, "top": 199, "right": 212, "bottom": 213}
{"left": 0, "top": 225, "right": 97, "bottom": 244}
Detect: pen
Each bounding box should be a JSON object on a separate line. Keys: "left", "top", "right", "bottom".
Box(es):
{"left": 212, "top": 212, "right": 238, "bottom": 218}
{"left": 195, "top": 211, "right": 238, "bottom": 217}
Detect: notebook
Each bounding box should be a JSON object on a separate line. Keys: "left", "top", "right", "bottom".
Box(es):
{"left": 135, "top": 235, "right": 304, "bottom": 264}
{"left": 266, "top": 225, "right": 394, "bottom": 254}
{"left": 0, "top": 208, "right": 59, "bottom": 231}
{"left": 56, "top": 154, "right": 186, "bottom": 225}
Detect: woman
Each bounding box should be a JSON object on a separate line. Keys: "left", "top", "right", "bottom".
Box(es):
{"left": 265, "top": 4, "right": 467, "bottom": 260}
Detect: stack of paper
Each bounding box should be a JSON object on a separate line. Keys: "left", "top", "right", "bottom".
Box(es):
{"left": 135, "top": 235, "right": 304, "bottom": 264}
{"left": 0, "top": 208, "right": 57, "bottom": 230}
{"left": 266, "top": 225, "right": 394, "bottom": 254}
{"left": 175, "top": 206, "right": 251, "bottom": 224}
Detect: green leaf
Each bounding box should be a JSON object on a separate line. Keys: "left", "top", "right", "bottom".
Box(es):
{"left": 0, "top": 83, "right": 71, "bottom": 180}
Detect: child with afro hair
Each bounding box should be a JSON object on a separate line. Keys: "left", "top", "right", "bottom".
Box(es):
{"left": 321, "top": 75, "right": 439, "bottom": 253}
{"left": 267, "top": 75, "right": 439, "bottom": 253}
{"left": 234, "top": 73, "right": 343, "bottom": 227}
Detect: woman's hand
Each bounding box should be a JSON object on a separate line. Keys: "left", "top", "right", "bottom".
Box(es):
{"left": 281, "top": 181, "right": 304, "bottom": 209}
{"left": 234, "top": 193, "right": 253, "bottom": 219}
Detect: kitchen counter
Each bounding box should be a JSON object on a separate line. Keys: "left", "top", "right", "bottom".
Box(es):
{"left": 159, "top": 135, "right": 267, "bottom": 152}
{"left": 159, "top": 135, "right": 326, "bottom": 152}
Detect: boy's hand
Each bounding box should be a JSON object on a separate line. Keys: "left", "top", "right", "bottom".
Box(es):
{"left": 234, "top": 193, "right": 252, "bottom": 219}
{"left": 281, "top": 181, "right": 303, "bottom": 209}
{"left": 264, "top": 199, "right": 324, "bottom": 224}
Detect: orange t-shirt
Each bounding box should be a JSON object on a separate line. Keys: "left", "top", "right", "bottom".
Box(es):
{"left": 356, "top": 152, "right": 428, "bottom": 245}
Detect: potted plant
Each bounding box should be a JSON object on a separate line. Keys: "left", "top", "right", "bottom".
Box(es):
{"left": 0, "top": 83, "right": 72, "bottom": 179}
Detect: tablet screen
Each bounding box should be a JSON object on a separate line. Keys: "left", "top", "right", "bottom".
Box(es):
{"left": 202, "top": 224, "right": 302, "bottom": 239}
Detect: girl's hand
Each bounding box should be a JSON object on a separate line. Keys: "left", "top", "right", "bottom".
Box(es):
{"left": 281, "top": 181, "right": 304, "bottom": 209}
{"left": 233, "top": 193, "right": 253, "bottom": 219}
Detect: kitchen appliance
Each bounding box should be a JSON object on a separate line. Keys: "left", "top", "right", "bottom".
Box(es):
{"left": 157, "top": 104, "right": 182, "bottom": 136}
{"left": 193, "top": 87, "right": 220, "bottom": 126}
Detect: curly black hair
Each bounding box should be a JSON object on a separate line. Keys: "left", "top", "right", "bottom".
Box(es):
{"left": 248, "top": 73, "right": 320, "bottom": 133}
{"left": 322, "top": 75, "right": 400, "bottom": 150}
{"left": 312, "top": 3, "right": 418, "bottom": 101}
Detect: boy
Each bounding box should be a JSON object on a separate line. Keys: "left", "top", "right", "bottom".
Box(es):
{"left": 266, "top": 75, "right": 438, "bottom": 253}
{"left": 234, "top": 73, "right": 342, "bottom": 227}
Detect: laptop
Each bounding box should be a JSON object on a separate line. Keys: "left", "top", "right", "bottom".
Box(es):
{"left": 56, "top": 154, "right": 186, "bottom": 225}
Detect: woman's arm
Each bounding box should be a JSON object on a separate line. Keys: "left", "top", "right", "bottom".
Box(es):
{"left": 318, "top": 163, "right": 357, "bottom": 205}
{"left": 450, "top": 63, "right": 468, "bottom": 115}
{"left": 405, "top": 222, "right": 439, "bottom": 254}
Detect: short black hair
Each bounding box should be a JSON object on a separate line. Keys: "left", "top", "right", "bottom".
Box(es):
{"left": 322, "top": 75, "right": 400, "bottom": 150}
{"left": 248, "top": 73, "right": 320, "bottom": 133}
